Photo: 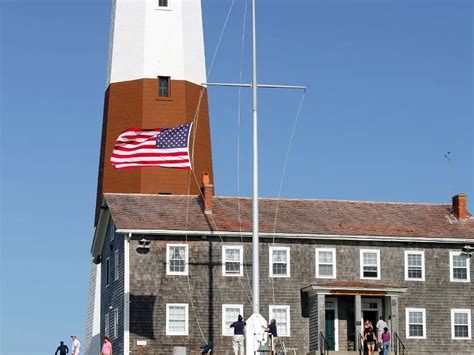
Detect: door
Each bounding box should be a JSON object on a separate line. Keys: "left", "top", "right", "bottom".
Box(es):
{"left": 325, "top": 309, "right": 336, "bottom": 350}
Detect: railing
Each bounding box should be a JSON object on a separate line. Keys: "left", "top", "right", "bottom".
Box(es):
{"left": 358, "top": 333, "right": 364, "bottom": 355}
{"left": 393, "top": 332, "right": 407, "bottom": 355}
{"left": 319, "top": 331, "right": 329, "bottom": 355}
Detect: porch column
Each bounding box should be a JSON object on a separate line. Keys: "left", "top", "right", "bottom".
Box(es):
{"left": 318, "top": 294, "right": 326, "bottom": 351}
{"left": 390, "top": 295, "right": 399, "bottom": 336}
{"left": 355, "top": 295, "right": 362, "bottom": 351}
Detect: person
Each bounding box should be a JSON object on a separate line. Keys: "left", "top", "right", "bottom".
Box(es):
{"left": 101, "top": 336, "right": 112, "bottom": 355}
{"left": 381, "top": 327, "right": 391, "bottom": 355}
{"left": 364, "top": 323, "right": 376, "bottom": 355}
{"left": 230, "top": 314, "right": 246, "bottom": 355}
{"left": 376, "top": 316, "right": 388, "bottom": 350}
{"left": 362, "top": 320, "right": 371, "bottom": 354}
{"left": 70, "top": 336, "right": 81, "bottom": 355}
{"left": 55, "top": 341, "right": 69, "bottom": 355}
{"left": 262, "top": 319, "right": 278, "bottom": 354}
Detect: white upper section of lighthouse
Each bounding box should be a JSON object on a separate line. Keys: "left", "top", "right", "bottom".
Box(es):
{"left": 106, "top": 0, "right": 207, "bottom": 86}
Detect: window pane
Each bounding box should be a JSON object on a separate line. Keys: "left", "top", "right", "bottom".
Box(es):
{"left": 273, "top": 250, "right": 287, "bottom": 262}
{"left": 409, "top": 311, "right": 423, "bottom": 324}
{"left": 409, "top": 324, "right": 423, "bottom": 337}
{"left": 159, "top": 0, "right": 168, "bottom": 7}
{"left": 408, "top": 268, "right": 422, "bottom": 279}
{"left": 272, "top": 308, "right": 288, "bottom": 335}
{"left": 159, "top": 77, "right": 169, "bottom": 96}
{"left": 363, "top": 252, "right": 377, "bottom": 265}
{"left": 319, "top": 264, "right": 333, "bottom": 276}
{"left": 408, "top": 254, "right": 422, "bottom": 267}
{"left": 169, "top": 246, "right": 186, "bottom": 272}
{"left": 455, "top": 325, "right": 469, "bottom": 338}
{"left": 453, "top": 255, "right": 467, "bottom": 268}
{"left": 169, "top": 306, "right": 186, "bottom": 333}
{"left": 363, "top": 266, "right": 378, "bottom": 278}
{"left": 319, "top": 251, "right": 333, "bottom": 264}
{"left": 453, "top": 268, "right": 467, "bottom": 280}
{"left": 455, "top": 312, "right": 468, "bottom": 325}
{"left": 273, "top": 263, "right": 287, "bottom": 275}
{"left": 225, "top": 307, "right": 240, "bottom": 328}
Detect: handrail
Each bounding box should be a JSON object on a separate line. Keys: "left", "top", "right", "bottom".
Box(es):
{"left": 319, "top": 331, "right": 329, "bottom": 355}
{"left": 393, "top": 332, "right": 407, "bottom": 355}
{"left": 358, "top": 332, "right": 364, "bottom": 355}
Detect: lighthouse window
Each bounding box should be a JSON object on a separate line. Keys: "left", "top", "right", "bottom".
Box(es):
{"left": 158, "top": 76, "right": 170, "bottom": 97}
{"left": 159, "top": 0, "right": 168, "bottom": 7}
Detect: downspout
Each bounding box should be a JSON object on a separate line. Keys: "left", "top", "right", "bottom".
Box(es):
{"left": 124, "top": 233, "right": 131, "bottom": 353}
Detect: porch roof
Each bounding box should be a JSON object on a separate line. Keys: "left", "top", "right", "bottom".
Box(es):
{"left": 301, "top": 281, "right": 407, "bottom": 296}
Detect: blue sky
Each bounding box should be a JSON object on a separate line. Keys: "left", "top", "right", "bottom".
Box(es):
{"left": 1, "top": 0, "right": 472, "bottom": 354}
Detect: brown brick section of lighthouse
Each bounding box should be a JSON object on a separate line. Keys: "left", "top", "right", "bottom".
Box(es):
{"left": 96, "top": 79, "right": 214, "bottom": 221}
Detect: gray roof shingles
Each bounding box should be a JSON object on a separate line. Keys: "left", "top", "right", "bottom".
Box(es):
{"left": 104, "top": 193, "right": 474, "bottom": 239}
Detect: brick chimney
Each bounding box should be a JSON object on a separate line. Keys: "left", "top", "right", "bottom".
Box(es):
{"left": 452, "top": 193, "right": 468, "bottom": 219}
{"left": 201, "top": 172, "right": 214, "bottom": 215}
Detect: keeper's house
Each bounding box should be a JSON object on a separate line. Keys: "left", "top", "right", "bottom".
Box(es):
{"left": 90, "top": 185, "right": 474, "bottom": 355}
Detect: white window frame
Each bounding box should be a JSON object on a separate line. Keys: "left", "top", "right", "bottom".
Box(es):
{"left": 104, "top": 312, "right": 110, "bottom": 337}
{"left": 451, "top": 309, "right": 471, "bottom": 340}
{"left": 316, "top": 248, "right": 336, "bottom": 279}
{"left": 222, "top": 245, "right": 243, "bottom": 277}
{"left": 113, "top": 308, "right": 119, "bottom": 339}
{"left": 404, "top": 250, "right": 425, "bottom": 281}
{"left": 166, "top": 244, "right": 189, "bottom": 276}
{"left": 105, "top": 257, "right": 110, "bottom": 286}
{"left": 406, "top": 308, "right": 426, "bottom": 339}
{"left": 222, "top": 304, "right": 244, "bottom": 336}
{"left": 450, "top": 251, "right": 470, "bottom": 282}
{"left": 114, "top": 249, "right": 120, "bottom": 281}
{"left": 166, "top": 303, "right": 189, "bottom": 336}
{"left": 269, "top": 305, "right": 290, "bottom": 337}
{"left": 360, "top": 249, "right": 380, "bottom": 280}
{"left": 269, "top": 246, "right": 290, "bottom": 278}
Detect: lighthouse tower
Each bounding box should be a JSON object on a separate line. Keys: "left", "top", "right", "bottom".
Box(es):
{"left": 85, "top": 1, "right": 213, "bottom": 353}
{"left": 97, "top": 0, "right": 213, "bottom": 206}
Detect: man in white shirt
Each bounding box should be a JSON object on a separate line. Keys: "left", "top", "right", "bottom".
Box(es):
{"left": 376, "top": 317, "right": 388, "bottom": 350}
{"left": 70, "top": 336, "right": 81, "bottom": 355}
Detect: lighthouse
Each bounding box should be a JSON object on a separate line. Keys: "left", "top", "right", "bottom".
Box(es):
{"left": 85, "top": 1, "right": 213, "bottom": 353}
{"left": 97, "top": 0, "right": 213, "bottom": 207}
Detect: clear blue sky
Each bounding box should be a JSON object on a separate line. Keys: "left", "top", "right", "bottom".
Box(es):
{"left": 1, "top": 0, "right": 472, "bottom": 354}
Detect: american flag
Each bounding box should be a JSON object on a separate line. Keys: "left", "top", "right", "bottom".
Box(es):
{"left": 110, "top": 122, "right": 193, "bottom": 169}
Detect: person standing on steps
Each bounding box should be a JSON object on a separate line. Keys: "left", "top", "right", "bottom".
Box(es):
{"left": 230, "top": 314, "right": 246, "bottom": 355}
{"left": 70, "top": 336, "right": 81, "bottom": 355}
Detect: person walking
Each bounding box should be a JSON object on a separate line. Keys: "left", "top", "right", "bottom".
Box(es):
{"left": 364, "top": 324, "right": 376, "bottom": 355}
{"left": 70, "top": 336, "right": 81, "bottom": 355}
{"left": 381, "top": 327, "right": 391, "bottom": 355}
{"left": 230, "top": 314, "right": 246, "bottom": 355}
{"left": 376, "top": 316, "right": 388, "bottom": 351}
{"left": 263, "top": 319, "right": 278, "bottom": 354}
{"left": 101, "top": 336, "right": 113, "bottom": 355}
{"left": 55, "top": 341, "right": 69, "bottom": 355}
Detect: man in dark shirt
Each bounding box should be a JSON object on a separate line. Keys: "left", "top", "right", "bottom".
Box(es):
{"left": 263, "top": 319, "right": 278, "bottom": 354}
{"left": 230, "top": 314, "right": 246, "bottom": 355}
{"left": 55, "top": 341, "right": 69, "bottom": 355}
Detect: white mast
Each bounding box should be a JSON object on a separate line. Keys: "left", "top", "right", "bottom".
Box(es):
{"left": 251, "top": 0, "right": 260, "bottom": 315}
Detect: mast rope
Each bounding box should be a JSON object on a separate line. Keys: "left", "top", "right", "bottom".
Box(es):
{"left": 270, "top": 91, "right": 306, "bottom": 306}
{"left": 236, "top": 0, "right": 254, "bottom": 302}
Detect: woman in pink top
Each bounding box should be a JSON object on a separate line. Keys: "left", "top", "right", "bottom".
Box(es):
{"left": 101, "top": 336, "right": 112, "bottom": 355}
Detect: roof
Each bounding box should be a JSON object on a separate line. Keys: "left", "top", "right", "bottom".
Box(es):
{"left": 103, "top": 193, "right": 474, "bottom": 240}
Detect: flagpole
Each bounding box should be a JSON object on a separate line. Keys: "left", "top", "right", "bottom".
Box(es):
{"left": 251, "top": 0, "right": 260, "bottom": 315}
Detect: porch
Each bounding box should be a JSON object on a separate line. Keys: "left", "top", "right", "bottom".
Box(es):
{"left": 302, "top": 281, "right": 406, "bottom": 353}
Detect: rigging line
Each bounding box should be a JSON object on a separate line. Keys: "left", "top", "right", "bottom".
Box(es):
{"left": 237, "top": 0, "right": 253, "bottom": 301}
{"left": 270, "top": 91, "right": 306, "bottom": 305}
{"left": 190, "top": 169, "right": 253, "bottom": 305}
{"left": 207, "top": 0, "right": 237, "bottom": 79}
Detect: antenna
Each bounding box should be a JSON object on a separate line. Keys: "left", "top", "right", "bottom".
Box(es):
{"left": 444, "top": 152, "right": 452, "bottom": 194}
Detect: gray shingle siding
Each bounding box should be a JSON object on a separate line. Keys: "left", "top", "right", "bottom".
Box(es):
{"left": 100, "top": 220, "right": 125, "bottom": 354}
{"left": 118, "top": 232, "right": 473, "bottom": 354}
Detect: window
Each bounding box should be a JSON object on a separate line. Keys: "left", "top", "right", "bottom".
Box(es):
{"left": 113, "top": 308, "right": 119, "bottom": 339}
{"left": 269, "top": 305, "right": 290, "bottom": 336}
{"left": 360, "top": 249, "right": 380, "bottom": 280}
{"left": 114, "top": 249, "right": 119, "bottom": 281}
{"left": 405, "top": 251, "right": 425, "bottom": 281}
{"left": 166, "top": 244, "right": 188, "bottom": 275}
{"left": 316, "top": 248, "right": 336, "bottom": 279}
{"left": 406, "top": 308, "right": 426, "bottom": 339}
{"left": 104, "top": 313, "right": 110, "bottom": 337}
{"left": 158, "top": 0, "right": 168, "bottom": 7}
{"left": 158, "top": 76, "right": 170, "bottom": 97}
{"left": 450, "top": 251, "right": 470, "bottom": 282}
{"left": 269, "top": 246, "right": 290, "bottom": 277}
{"left": 222, "top": 304, "right": 243, "bottom": 336}
{"left": 222, "top": 245, "right": 243, "bottom": 276}
{"left": 166, "top": 304, "right": 188, "bottom": 335}
{"left": 106, "top": 257, "right": 110, "bottom": 286}
{"left": 451, "top": 309, "right": 471, "bottom": 339}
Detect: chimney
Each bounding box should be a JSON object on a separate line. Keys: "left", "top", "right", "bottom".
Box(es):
{"left": 452, "top": 193, "right": 468, "bottom": 219}
{"left": 201, "top": 172, "right": 214, "bottom": 215}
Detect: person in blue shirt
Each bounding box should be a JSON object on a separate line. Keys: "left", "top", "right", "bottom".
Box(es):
{"left": 230, "top": 314, "right": 246, "bottom": 355}
{"left": 263, "top": 319, "right": 278, "bottom": 354}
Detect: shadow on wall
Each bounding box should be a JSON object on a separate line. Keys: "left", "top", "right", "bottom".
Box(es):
{"left": 130, "top": 294, "right": 156, "bottom": 340}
